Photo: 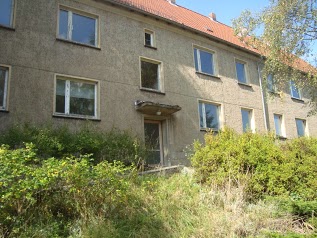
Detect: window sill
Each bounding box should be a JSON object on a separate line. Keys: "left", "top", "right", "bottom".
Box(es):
{"left": 53, "top": 114, "right": 101, "bottom": 121}
{"left": 276, "top": 135, "right": 287, "bottom": 140}
{"left": 56, "top": 38, "right": 101, "bottom": 50}
{"left": 0, "top": 109, "right": 9, "bottom": 113}
{"left": 0, "top": 24, "right": 15, "bottom": 31}
{"left": 144, "top": 45, "right": 157, "bottom": 50}
{"left": 238, "top": 82, "right": 252, "bottom": 88}
{"left": 291, "top": 97, "right": 304, "bottom": 103}
{"left": 268, "top": 91, "right": 280, "bottom": 96}
{"left": 196, "top": 71, "right": 221, "bottom": 80}
{"left": 200, "top": 128, "right": 219, "bottom": 134}
{"left": 140, "top": 88, "right": 165, "bottom": 95}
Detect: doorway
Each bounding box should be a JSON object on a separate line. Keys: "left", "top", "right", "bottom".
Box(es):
{"left": 144, "top": 120, "right": 163, "bottom": 165}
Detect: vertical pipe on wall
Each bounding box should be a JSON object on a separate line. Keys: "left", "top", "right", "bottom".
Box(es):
{"left": 257, "top": 62, "right": 270, "bottom": 131}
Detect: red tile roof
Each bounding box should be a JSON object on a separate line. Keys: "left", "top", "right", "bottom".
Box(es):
{"left": 108, "top": 0, "right": 315, "bottom": 73}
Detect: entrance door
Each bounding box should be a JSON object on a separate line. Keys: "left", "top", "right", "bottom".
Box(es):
{"left": 144, "top": 120, "right": 163, "bottom": 165}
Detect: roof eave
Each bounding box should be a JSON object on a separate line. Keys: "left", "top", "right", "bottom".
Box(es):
{"left": 101, "top": 0, "right": 262, "bottom": 58}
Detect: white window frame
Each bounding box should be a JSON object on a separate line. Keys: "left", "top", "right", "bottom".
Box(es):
{"left": 235, "top": 59, "right": 249, "bottom": 84}
{"left": 295, "top": 118, "right": 308, "bottom": 137}
{"left": 57, "top": 5, "right": 99, "bottom": 47}
{"left": 0, "top": 65, "right": 10, "bottom": 111}
{"left": 198, "top": 100, "right": 222, "bottom": 131}
{"left": 144, "top": 29, "right": 155, "bottom": 47}
{"left": 267, "top": 74, "right": 277, "bottom": 92}
{"left": 0, "top": 0, "right": 15, "bottom": 28}
{"left": 290, "top": 81, "right": 302, "bottom": 99}
{"left": 273, "top": 113, "right": 286, "bottom": 138}
{"left": 193, "top": 46, "right": 216, "bottom": 76}
{"left": 241, "top": 107, "right": 255, "bottom": 132}
{"left": 140, "top": 57, "right": 163, "bottom": 92}
{"left": 54, "top": 74, "right": 99, "bottom": 119}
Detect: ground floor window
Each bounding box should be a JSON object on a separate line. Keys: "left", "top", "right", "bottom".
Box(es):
{"left": 199, "top": 101, "right": 220, "bottom": 131}
{"left": 274, "top": 114, "right": 285, "bottom": 137}
{"left": 55, "top": 76, "right": 98, "bottom": 118}
{"left": 295, "top": 118, "right": 307, "bottom": 137}
{"left": 241, "top": 108, "right": 254, "bottom": 132}
{"left": 0, "top": 66, "right": 9, "bottom": 110}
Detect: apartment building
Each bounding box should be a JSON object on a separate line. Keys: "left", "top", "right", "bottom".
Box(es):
{"left": 0, "top": 0, "right": 316, "bottom": 165}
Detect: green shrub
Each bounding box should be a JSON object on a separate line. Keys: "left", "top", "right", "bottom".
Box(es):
{"left": 0, "top": 124, "right": 147, "bottom": 165}
{"left": 0, "top": 144, "right": 135, "bottom": 237}
{"left": 190, "top": 127, "right": 317, "bottom": 200}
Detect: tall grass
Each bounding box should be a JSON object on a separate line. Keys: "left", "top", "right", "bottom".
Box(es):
{"left": 74, "top": 174, "right": 309, "bottom": 238}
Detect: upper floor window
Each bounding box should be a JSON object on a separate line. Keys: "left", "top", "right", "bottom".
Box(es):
{"left": 144, "top": 29, "right": 155, "bottom": 47}
{"left": 241, "top": 108, "right": 254, "bottom": 132}
{"left": 58, "top": 7, "right": 98, "bottom": 47}
{"left": 194, "top": 48, "right": 215, "bottom": 76}
{"left": 0, "top": 66, "right": 9, "bottom": 110}
{"left": 236, "top": 60, "right": 248, "bottom": 84}
{"left": 295, "top": 118, "right": 307, "bottom": 137}
{"left": 274, "top": 114, "right": 285, "bottom": 137}
{"left": 199, "top": 101, "right": 220, "bottom": 131}
{"left": 0, "top": 0, "right": 14, "bottom": 27}
{"left": 55, "top": 76, "right": 98, "bottom": 118}
{"left": 267, "top": 74, "right": 276, "bottom": 92}
{"left": 290, "top": 81, "right": 301, "bottom": 99}
{"left": 140, "top": 58, "right": 162, "bottom": 92}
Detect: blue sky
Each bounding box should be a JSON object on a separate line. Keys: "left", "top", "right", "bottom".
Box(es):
{"left": 176, "top": 0, "right": 270, "bottom": 26}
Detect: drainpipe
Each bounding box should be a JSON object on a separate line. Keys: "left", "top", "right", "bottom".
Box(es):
{"left": 257, "top": 62, "right": 270, "bottom": 131}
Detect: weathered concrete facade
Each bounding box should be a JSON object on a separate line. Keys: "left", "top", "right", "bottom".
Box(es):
{"left": 0, "top": 0, "right": 316, "bottom": 165}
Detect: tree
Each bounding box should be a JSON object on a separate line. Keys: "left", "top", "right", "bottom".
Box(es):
{"left": 233, "top": 0, "right": 317, "bottom": 114}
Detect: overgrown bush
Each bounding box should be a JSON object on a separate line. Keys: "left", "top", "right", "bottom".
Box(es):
{"left": 190, "top": 127, "right": 317, "bottom": 200}
{"left": 0, "top": 144, "right": 134, "bottom": 237}
{"left": 0, "top": 124, "right": 147, "bottom": 165}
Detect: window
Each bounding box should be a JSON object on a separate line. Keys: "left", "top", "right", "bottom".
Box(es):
{"left": 0, "top": 66, "right": 9, "bottom": 110}
{"left": 58, "top": 7, "right": 98, "bottom": 47}
{"left": 0, "top": 0, "right": 14, "bottom": 27}
{"left": 55, "top": 76, "right": 98, "bottom": 118}
{"left": 295, "top": 118, "right": 307, "bottom": 137}
{"left": 290, "top": 81, "right": 301, "bottom": 99}
{"left": 236, "top": 60, "right": 247, "bottom": 84}
{"left": 274, "top": 114, "right": 285, "bottom": 137}
{"left": 241, "top": 108, "right": 254, "bottom": 132}
{"left": 199, "top": 101, "right": 220, "bottom": 130}
{"left": 267, "top": 74, "right": 276, "bottom": 92}
{"left": 140, "top": 59, "right": 161, "bottom": 91}
{"left": 144, "top": 29, "right": 154, "bottom": 47}
{"left": 194, "top": 48, "right": 215, "bottom": 75}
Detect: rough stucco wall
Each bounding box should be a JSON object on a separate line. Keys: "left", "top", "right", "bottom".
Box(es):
{"left": 266, "top": 90, "right": 317, "bottom": 139}
{"left": 0, "top": 0, "right": 316, "bottom": 165}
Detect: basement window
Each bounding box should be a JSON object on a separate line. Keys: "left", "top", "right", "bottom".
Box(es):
{"left": 58, "top": 6, "right": 99, "bottom": 47}
{"left": 55, "top": 76, "right": 99, "bottom": 118}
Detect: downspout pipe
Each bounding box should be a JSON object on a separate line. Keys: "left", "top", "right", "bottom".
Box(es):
{"left": 257, "top": 61, "right": 270, "bottom": 132}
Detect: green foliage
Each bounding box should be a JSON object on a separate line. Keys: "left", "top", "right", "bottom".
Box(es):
{"left": 0, "top": 124, "right": 147, "bottom": 165}
{"left": 190, "top": 127, "right": 317, "bottom": 200}
{"left": 0, "top": 144, "right": 134, "bottom": 237}
{"left": 233, "top": 1, "right": 317, "bottom": 114}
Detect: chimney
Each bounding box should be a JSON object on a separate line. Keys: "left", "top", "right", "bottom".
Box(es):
{"left": 209, "top": 12, "right": 216, "bottom": 21}
{"left": 167, "top": 0, "right": 176, "bottom": 4}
